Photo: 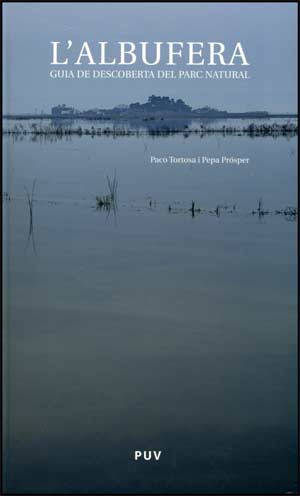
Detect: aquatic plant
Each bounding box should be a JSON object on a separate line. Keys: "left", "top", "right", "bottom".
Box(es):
{"left": 106, "top": 169, "right": 118, "bottom": 203}
{"left": 24, "top": 179, "right": 36, "bottom": 223}
{"left": 96, "top": 170, "right": 118, "bottom": 209}
{"left": 24, "top": 179, "right": 37, "bottom": 255}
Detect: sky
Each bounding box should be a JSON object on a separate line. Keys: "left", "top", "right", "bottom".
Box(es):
{"left": 3, "top": 2, "right": 298, "bottom": 114}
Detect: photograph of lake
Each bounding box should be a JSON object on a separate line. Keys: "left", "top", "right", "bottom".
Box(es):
{"left": 2, "top": 2, "right": 298, "bottom": 495}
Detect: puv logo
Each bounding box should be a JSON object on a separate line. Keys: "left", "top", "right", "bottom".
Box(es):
{"left": 134, "top": 450, "right": 162, "bottom": 461}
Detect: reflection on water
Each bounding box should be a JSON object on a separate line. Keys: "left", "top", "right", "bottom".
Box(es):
{"left": 3, "top": 116, "right": 299, "bottom": 134}
{"left": 3, "top": 131, "right": 298, "bottom": 494}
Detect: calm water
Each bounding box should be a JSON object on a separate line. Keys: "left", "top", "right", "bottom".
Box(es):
{"left": 3, "top": 129, "right": 298, "bottom": 494}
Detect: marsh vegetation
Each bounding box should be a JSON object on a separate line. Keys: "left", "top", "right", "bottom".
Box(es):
{"left": 3, "top": 121, "right": 298, "bottom": 138}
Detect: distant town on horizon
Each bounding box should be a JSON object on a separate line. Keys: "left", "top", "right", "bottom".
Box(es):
{"left": 3, "top": 95, "right": 298, "bottom": 120}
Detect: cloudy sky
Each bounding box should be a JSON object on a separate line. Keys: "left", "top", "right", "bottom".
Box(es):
{"left": 3, "top": 2, "right": 297, "bottom": 113}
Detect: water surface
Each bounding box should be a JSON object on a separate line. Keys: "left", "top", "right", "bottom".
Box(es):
{"left": 3, "top": 130, "right": 298, "bottom": 494}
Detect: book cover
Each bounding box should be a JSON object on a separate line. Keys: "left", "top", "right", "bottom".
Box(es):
{"left": 2, "top": 2, "right": 298, "bottom": 494}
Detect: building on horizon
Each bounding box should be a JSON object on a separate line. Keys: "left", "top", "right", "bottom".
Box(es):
{"left": 51, "top": 104, "right": 76, "bottom": 118}
{"left": 129, "top": 95, "right": 193, "bottom": 115}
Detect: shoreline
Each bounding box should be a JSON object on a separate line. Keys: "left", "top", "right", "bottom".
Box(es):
{"left": 2, "top": 113, "right": 298, "bottom": 121}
